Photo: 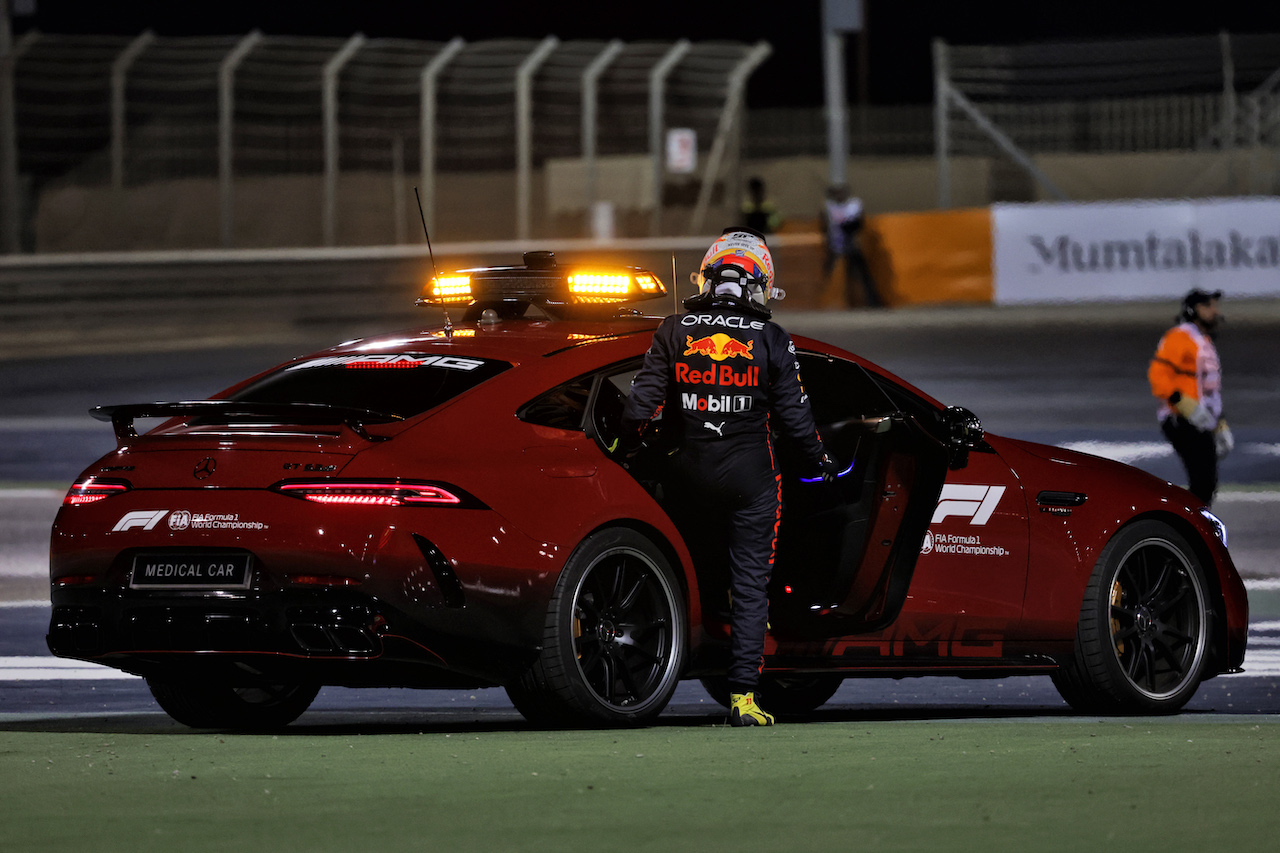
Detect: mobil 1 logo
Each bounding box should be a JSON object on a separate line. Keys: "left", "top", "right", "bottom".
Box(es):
{"left": 680, "top": 392, "right": 753, "bottom": 413}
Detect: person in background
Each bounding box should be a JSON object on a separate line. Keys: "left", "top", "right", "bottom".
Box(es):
{"left": 620, "top": 227, "right": 840, "bottom": 727}
{"left": 1148, "top": 289, "right": 1232, "bottom": 505}
{"left": 741, "top": 176, "right": 782, "bottom": 235}
{"left": 821, "top": 182, "right": 881, "bottom": 308}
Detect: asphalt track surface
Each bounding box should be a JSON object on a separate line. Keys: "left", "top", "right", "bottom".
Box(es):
{"left": 2, "top": 298, "right": 1278, "bottom": 725}
{"left": 2, "top": 593, "right": 1278, "bottom": 726}
{"left": 3, "top": 298, "right": 1280, "bottom": 485}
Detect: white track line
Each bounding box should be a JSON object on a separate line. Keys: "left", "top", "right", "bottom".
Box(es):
{"left": 1225, "top": 649, "right": 1280, "bottom": 677}
{"left": 5, "top": 644, "right": 1280, "bottom": 681}
{"left": 1056, "top": 441, "right": 1280, "bottom": 468}
{"left": 1217, "top": 491, "right": 1280, "bottom": 503}
{"left": 1246, "top": 579, "right": 1280, "bottom": 591}
{"left": 0, "top": 489, "right": 61, "bottom": 499}
{"left": 1058, "top": 441, "right": 1171, "bottom": 463}
{"left": 0, "top": 656, "right": 138, "bottom": 680}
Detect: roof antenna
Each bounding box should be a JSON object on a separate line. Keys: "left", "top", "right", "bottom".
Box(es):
{"left": 414, "top": 186, "right": 451, "bottom": 339}
{"left": 671, "top": 252, "right": 678, "bottom": 315}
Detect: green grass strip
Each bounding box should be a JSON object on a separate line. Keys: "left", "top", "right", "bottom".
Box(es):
{"left": 2, "top": 718, "right": 1277, "bottom": 852}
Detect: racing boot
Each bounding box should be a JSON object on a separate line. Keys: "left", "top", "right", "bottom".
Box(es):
{"left": 729, "top": 692, "right": 775, "bottom": 727}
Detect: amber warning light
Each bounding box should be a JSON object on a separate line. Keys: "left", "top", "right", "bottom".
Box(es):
{"left": 417, "top": 251, "right": 666, "bottom": 314}
{"left": 427, "top": 274, "right": 473, "bottom": 304}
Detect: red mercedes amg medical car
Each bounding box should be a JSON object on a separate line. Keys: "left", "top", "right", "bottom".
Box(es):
{"left": 47, "top": 252, "right": 1247, "bottom": 728}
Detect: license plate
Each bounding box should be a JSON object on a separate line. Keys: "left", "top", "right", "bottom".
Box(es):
{"left": 130, "top": 553, "right": 253, "bottom": 589}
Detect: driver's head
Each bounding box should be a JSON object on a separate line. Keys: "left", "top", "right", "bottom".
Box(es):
{"left": 695, "top": 227, "right": 779, "bottom": 309}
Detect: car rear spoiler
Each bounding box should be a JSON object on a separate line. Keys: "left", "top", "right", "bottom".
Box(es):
{"left": 90, "top": 401, "right": 405, "bottom": 444}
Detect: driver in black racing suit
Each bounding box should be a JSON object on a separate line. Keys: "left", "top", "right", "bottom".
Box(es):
{"left": 621, "top": 227, "right": 839, "bottom": 726}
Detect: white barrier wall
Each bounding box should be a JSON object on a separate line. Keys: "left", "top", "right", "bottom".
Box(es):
{"left": 992, "top": 198, "right": 1280, "bottom": 304}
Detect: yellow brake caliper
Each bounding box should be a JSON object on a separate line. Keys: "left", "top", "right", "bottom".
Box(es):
{"left": 1110, "top": 580, "right": 1125, "bottom": 656}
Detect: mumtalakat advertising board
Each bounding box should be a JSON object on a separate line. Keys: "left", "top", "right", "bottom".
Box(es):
{"left": 992, "top": 198, "right": 1280, "bottom": 304}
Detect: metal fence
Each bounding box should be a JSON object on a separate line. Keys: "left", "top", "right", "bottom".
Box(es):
{"left": 745, "top": 105, "right": 935, "bottom": 158}
{"left": 6, "top": 30, "right": 1280, "bottom": 251}
{"left": 934, "top": 31, "right": 1280, "bottom": 205}
{"left": 5, "top": 32, "right": 771, "bottom": 247}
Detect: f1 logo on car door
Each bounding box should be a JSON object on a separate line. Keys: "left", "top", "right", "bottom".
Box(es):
{"left": 931, "top": 485, "right": 1006, "bottom": 525}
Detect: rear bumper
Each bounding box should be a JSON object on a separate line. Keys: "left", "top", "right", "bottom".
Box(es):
{"left": 47, "top": 585, "right": 535, "bottom": 687}
{"left": 48, "top": 492, "right": 567, "bottom": 686}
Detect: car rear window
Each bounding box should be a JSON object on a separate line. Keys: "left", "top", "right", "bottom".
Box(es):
{"left": 229, "top": 353, "right": 511, "bottom": 418}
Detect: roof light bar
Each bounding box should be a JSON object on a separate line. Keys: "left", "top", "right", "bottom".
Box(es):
{"left": 428, "top": 275, "right": 473, "bottom": 304}
{"left": 416, "top": 251, "right": 666, "bottom": 315}
{"left": 567, "top": 272, "right": 632, "bottom": 295}
{"left": 634, "top": 273, "right": 662, "bottom": 293}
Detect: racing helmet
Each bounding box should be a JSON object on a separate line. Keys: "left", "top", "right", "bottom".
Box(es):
{"left": 692, "top": 227, "right": 784, "bottom": 309}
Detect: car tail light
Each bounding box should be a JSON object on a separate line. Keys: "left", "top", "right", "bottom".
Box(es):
{"left": 53, "top": 574, "right": 101, "bottom": 586}
{"left": 272, "top": 480, "right": 481, "bottom": 508}
{"left": 63, "top": 478, "right": 131, "bottom": 505}
{"left": 286, "top": 574, "right": 362, "bottom": 587}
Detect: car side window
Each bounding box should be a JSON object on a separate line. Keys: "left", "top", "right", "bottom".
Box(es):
{"left": 797, "top": 352, "right": 897, "bottom": 424}
{"left": 591, "top": 364, "right": 659, "bottom": 441}
{"left": 606, "top": 370, "right": 638, "bottom": 399}
{"left": 518, "top": 376, "right": 594, "bottom": 430}
{"left": 519, "top": 362, "right": 649, "bottom": 435}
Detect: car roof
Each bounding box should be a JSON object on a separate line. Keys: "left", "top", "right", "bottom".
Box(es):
{"left": 317, "top": 314, "right": 666, "bottom": 364}
{"left": 277, "top": 312, "right": 945, "bottom": 411}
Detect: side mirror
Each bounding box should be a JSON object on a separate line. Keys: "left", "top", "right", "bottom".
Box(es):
{"left": 942, "top": 406, "right": 984, "bottom": 470}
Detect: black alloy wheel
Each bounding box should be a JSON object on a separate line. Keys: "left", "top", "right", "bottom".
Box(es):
{"left": 1053, "top": 520, "right": 1213, "bottom": 714}
{"left": 506, "top": 528, "right": 686, "bottom": 726}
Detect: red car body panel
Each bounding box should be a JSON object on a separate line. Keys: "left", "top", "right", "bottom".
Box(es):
{"left": 47, "top": 313, "right": 1248, "bottom": 693}
{"left": 993, "top": 437, "right": 1247, "bottom": 667}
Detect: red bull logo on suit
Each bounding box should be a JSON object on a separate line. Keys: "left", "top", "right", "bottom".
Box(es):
{"left": 674, "top": 363, "right": 760, "bottom": 387}
{"left": 683, "top": 334, "right": 754, "bottom": 361}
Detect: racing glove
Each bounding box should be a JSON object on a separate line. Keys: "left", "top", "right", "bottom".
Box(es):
{"left": 611, "top": 427, "right": 646, "bottom": 459}
{"left": 819, "top": 455, "right": 843, "bottom": 484}
{"left": 1172, "top": 393, "right": 1217, "bottom": 432}
{"left": 1214, "top": 419, "right": 1234, "bottom": 460}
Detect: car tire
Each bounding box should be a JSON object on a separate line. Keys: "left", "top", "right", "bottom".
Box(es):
{"left": 147, "top": 679, "right": 320, "bottom": 730}
{"left": 1053, "top": 520, "right": 1213, "bottom": 714}
{"left": 700, "top": 674, "right": 843, "bottom": 716}
{"left": 506, "top": 528, "right": 687, "bottom": 727}
{"left": 1049, "top": 659, "right": 1112, "bottom": 714}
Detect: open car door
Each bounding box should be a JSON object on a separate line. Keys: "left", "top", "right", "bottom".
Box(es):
{"left": 767, "top": 352, "right": 951, "bottom": 639}
{"left": 583, "top": 351, "right": 960, "bottom": 640}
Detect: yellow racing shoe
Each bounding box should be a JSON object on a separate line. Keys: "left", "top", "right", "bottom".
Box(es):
{"left": 729, "top": 692, "right": 775, "bottom": 727}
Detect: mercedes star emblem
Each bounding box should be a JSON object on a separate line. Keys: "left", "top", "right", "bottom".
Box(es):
{"left": 193, "top": 457, "right": 217, "bottom": 480}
